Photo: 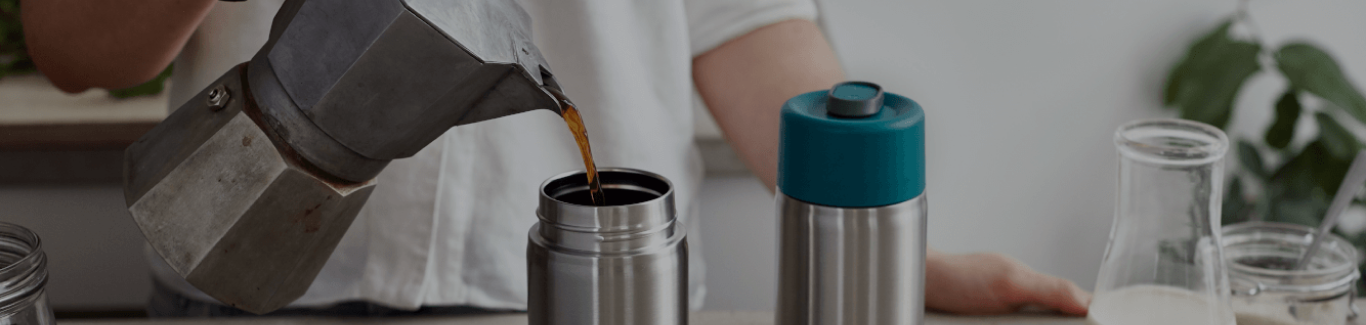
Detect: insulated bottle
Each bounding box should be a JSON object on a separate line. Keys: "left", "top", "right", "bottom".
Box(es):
{"left": 776, "top": 81, "right": 927, "bottom": 325}
{"left": 528, "top": 168, "right": 687, "bottom": 325}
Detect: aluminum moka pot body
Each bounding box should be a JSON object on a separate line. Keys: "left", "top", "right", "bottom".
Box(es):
{"left": 122, "top": 0, "right": 566, "bottom": 314}
{"left": 528, "top": 169, "right": 688, "bottom": 325}
{"left": 775, "top": 82, "right": 928, "bottom": 325}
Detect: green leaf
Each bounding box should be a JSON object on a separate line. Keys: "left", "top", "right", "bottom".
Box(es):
{"left": 1314, "top": 112, "right": 1361, "bottom": 160}
{"left": 1271, "top": 196, "right": 1327, "bottom": 227}
{"left": 107, "top": 65, "right": 174, "bottom": 98}
{"left": 1222, "top": 177, "right": 1250, "bottom": 225}
{"left": 1237, "top": 140, "right": 1268, "bottom": 179}
{"left": 0, "top": 0, "right": 30, "bottom": 80}
{"left": 1267, "top": 198, "right": 1322, "bottom": 225}
{"left": 1253, "top": 193, "right": 1273, "bottom": 222}
{"left": 1271, "top": 141, "right": 1349, "bottom": 199}
{"left": 1163, "top": 63, "right": 1188, "bottom": 108}
{"left": 1165, "top": 21, "right": 1234, "bottom": 106}
{"left": 1264, "top": 91, "right": 1301, "bottom": 149}
{"left": 1264, "top": 181, "right": 1330, "bottom": 227}
{"left": 1316, "top": 156, "right": 1352, "bottom": 200}
{"left": 1276, "top": 43, "right": 1366, "bottom": 124}
{"left": 1165, "top": 19, "right": 1262, "bottom": 129}
{"left": 1272, "top": 139, "right": 1352, "bottom": 201}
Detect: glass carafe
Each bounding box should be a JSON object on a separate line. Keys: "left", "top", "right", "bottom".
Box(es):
{"left": 1088, "top": 119, "right": 1234, "bottom": 325}
{"left": 0, "top": 222, "right": 54, "bottom": 325}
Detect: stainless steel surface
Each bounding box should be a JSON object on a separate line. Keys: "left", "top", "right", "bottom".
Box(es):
{"left": 244, "top": 57, "right": 390, "bottom": 183}
{"left": 528, "top": 169, "right": 688, "bottom": 325}
{"left": 255, "top": 0, "right": 562, "bottom": 166}
{"left": 0, "top": 222, "right": 54, "bottom": 325}
{"left": 124, "top": 66, "right": 248, "bottom": 206}
{"left": 124, "top": 65, "right": 376, "bottom": 314}
{"left": 776, "top": 194, "right": 927, "bottom": 325}
{"left": 206, "top": 86, "right": 229, "bottom": 111}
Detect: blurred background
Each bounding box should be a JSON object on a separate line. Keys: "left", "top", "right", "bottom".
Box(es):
{"left": 1, "top": 0, "right": 1364, "bottom": 315}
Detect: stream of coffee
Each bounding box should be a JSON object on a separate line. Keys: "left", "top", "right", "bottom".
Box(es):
{"left": 549, "top": 89, "right": 605, "bottom": 205}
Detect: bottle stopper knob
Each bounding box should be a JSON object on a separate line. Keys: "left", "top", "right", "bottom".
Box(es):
{"left": 826, "top": 81, "right": 884, "bottom": 118}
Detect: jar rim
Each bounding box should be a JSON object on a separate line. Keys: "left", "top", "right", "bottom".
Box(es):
{"left": 0, "top": 223, "right": 42, "bottom": 277}
{"left": 0, "top": 222, "right": 47, "bottom": 310}
{"left": 1115, "top": 118, "right": 1229, "bottom": 166}
{"left": 1223, "top": 222, "right": 1358, "bottom": 279}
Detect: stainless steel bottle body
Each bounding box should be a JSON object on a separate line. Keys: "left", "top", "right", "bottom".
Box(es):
{"left": 776, "top": 193, "right": 928, "bottom": 325}
{"left": 528, "top": 168, "right": 688, "bottom": 325}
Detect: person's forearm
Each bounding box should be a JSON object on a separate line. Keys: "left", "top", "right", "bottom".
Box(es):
{"left": 693, "top": 19, "right": 845, "bottom": 190}
{"left": 22, "top": 0, "right": 216, "bottom": 93}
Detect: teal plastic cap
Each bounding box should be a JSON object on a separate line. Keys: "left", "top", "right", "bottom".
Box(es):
{"left": 777, "top": 82, "right": 925, "bottom": 208}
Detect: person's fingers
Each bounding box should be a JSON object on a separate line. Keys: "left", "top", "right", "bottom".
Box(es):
{"left": 1008, "top": 269, "right": 1091, "bottom": 315}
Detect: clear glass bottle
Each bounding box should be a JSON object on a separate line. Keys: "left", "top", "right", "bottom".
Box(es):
{"left": 0, "top": 222, "right": 55, "bottom": 325}
{"left": 1088, "top": 119, "right": 1234, "bottom": 325}
{"left": 1224, "top": 222, "right": 1359, "bottom": 325}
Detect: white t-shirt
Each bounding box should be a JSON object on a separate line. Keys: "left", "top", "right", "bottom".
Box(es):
{"left": 151, "top": 0, "right": 817, "bottom": 311}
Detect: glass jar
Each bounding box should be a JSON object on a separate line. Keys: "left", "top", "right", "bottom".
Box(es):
{"left": 0, "top": 222, "right": 54, "bottom": 325}
{"left": 1088, "top": 119, "right": 1235, "bottom": 325}
{"left": 1224, "top": 222, "right": 1360, "bottom": 325}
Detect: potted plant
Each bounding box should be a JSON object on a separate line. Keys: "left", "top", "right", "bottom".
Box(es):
{"left": 1164, "top": 3, "right": 1366, "bottom": 291}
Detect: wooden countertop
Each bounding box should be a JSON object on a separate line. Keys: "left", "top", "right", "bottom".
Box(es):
{"left": 61, "top": 312, "right": 1087, "bottom": 325}
{"left": 0, "top": 74, "right": 166, "bottom": 150}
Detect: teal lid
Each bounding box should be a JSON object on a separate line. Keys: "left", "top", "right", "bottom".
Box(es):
{"left": 777, "top": 81, "right": 926, "bottom": 208}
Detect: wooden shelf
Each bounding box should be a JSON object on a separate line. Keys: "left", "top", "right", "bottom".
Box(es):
{"left": 0, "top": 122, "right": 159, "bottom": 150}
{"left": 0, "top": 74, "right": 167, "bottom": 150}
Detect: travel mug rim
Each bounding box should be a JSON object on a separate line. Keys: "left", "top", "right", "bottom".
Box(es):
{"left": 537, "top": 167, "right": 676, "bottom": 232}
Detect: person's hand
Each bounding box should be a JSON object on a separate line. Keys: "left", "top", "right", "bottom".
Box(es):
{"left": 925, "top": 250, "right": 1090, "bottom": 316}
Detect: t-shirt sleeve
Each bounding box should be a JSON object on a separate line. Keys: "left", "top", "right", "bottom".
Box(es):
{"left": 684, "top": 0, "right": 819, "bottom": 57}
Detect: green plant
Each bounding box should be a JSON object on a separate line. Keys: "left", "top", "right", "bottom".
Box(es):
{"left": 0, "top": 0, "right": 170, "bottom": 97}
{"left": 1164, "top": 8, "right": 1366, "bottom": 290}
{"left": 0, "top": 0, "right": 34, "bottom": 78}
{"left": 107, "top": 65, "right": 173, "bottom": 99}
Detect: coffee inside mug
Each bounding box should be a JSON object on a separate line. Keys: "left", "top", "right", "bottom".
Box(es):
{"left": 542, "top": 170, "right": 669, "bottom": 207}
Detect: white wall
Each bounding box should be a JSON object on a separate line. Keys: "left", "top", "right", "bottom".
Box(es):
{"left": 825, "top": 0, "right": 1366, "bottom": 290}
{"left": 694, "top": 0, "right": 1366, "bottom": 311}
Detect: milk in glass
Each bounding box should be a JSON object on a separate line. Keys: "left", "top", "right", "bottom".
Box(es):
{"left": 1086, "top": 285, "right": 1235, "bottom": 325}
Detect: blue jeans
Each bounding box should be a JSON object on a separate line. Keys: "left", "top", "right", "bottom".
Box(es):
{"left": 147, "top": 279, "right": 520, "bottom": 318}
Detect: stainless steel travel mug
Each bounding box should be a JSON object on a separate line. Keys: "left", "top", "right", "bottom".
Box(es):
{"left": 528, "top": 168, "right": 687, "bottom": 325}
{"left": 776, "top": 82, "right": 928, "bottom": 325}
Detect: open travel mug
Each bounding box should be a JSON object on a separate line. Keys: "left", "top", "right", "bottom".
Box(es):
{"left": 776, "top": 81, "right": 928, "bottom": 325}
{"left": 528, "top": 168, "right": 687, "bottom": 325}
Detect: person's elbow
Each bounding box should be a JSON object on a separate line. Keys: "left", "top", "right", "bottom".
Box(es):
{"left": 22, "top": 19, "right": 172, "bottom": 93}
{"left": 26, "top": 41, "right": 171, "bottom": 94}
